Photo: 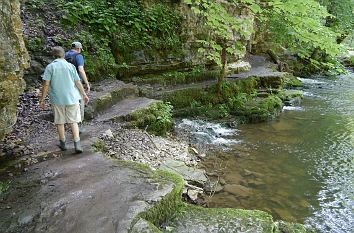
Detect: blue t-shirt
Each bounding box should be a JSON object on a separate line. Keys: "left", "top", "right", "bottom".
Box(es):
{"left": 65, "top": 50, "right": 84, "bottom": 81}
{"left": 43, "top": 59, "right": 82, "bottom": 105}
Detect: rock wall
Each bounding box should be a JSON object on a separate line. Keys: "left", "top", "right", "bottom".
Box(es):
{"left": 21, "top": 0, "right": 254, "bottom": 84}
{"left": 0, "top": 0, "right": 30, "bottom": 140}
{"left": 114, "top": 0, "right": 254, "bottom": 77}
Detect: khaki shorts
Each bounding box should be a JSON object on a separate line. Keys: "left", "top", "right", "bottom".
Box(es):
{"left": 53, "top": 103, "right": 81, "bottom": 124}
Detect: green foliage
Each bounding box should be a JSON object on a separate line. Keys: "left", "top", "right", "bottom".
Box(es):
{"left": 27, "top": 0, "right": 47, "bottom": 9}
{"left": 0, "top": 180, "right": 11, "bottom": 195}
{"left": 166, "top": 81, "right": 282, "bottom": 122}
{"left": 23, "top": 36, "right": 45, "bottom": 52}
{"left": 319, "top": 0, "right": 354, "bottom": 40}
{"left": 92, "top": 139, "right": 104, "bottom": 152}
{"left": 262, "top": 0, "right": 343, "bottom": 60}
{"left": 184, "top": 0, "right": 258, "bottom": 67}
{"left": 65, "top": 32, "right": 118, "bottom": 82}
{"left": 62, "top": 0, "right": 183, "bottom": 55}
{"left": 129, "top": 102, "right": 174, "bottom": 136}
{"left": 134, "top": 68, "right": 219, "bottom": 86}
{"left": 226, "top": 94, "right": 283, "bottom": 122}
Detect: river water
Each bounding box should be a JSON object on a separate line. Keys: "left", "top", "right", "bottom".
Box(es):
{"left": 175, "top": 72, "right": 353, "bottom": 233}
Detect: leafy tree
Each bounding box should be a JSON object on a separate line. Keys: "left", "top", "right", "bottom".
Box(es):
{"left": 186, "top": 0, "right": 346, "bottom": 77}
{"left": 319, "top": 0, "right": 354, "bottom": 44}
{"left": 261, "top": 0, "right": 343, "bottom": 65}
{"left": 183, "top": 0, "right": 261, "bottom": 92}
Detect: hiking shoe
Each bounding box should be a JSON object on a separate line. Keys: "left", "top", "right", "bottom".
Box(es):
{"left": 58, "top": 140, "right": 67, "bottom": 151}
{"left": 74, "top": 140, "right": 83, "bottom": 153}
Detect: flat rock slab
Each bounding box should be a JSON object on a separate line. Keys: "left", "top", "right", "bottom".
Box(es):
{"left": 228, "top": 66, "right": 288, "bottom": 80}
{"left": 89, "top": 79, "right": 138, "bottom": 99}
{"left": 0, "top": 151, "right": 177, "bottom": 233}
{"left": 163, "top": 205, "right": 275, "bottom": 233}
{"left": 159, "top": 159, "right": 207, "bottom": 186}
{"left": 94, "top": 97, "right": 160, "bottom": 122}
{"left": 227, "top": 55, "right": 288, "bottom": 80}
{"left": 85, "top": 79, "right": 139, "bottom": 119}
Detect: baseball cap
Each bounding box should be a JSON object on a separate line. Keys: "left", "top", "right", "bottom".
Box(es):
{"left": 72, "top": 41, "right": 84, "bottom": 51}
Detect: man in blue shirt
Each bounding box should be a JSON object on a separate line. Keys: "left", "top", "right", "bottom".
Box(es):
{"left": 41, "top": 46, "right": 89, "bottom": 153}
{"left": 65, "top": 42, "right": 90, "bottom": 133}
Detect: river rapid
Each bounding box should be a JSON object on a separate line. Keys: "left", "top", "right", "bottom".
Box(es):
{"left": 175, "top": 72, "right": 354, "bottom": 233}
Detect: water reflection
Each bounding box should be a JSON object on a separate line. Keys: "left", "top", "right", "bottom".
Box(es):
{"left": 176, "top": 73, "right": 354, "bottom": 232}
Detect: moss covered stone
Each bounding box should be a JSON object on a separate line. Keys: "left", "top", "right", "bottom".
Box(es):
{"left": 127, "top": 102, "right": 174, "bottom": 136}
{"left": 161, "top": 204, "right": 275, "bottom": 233}
{"left": 278, "top": 90, "right": 303, "bottom": 101}
{"left": 275, "top": 220, "right": 315, "bottom": 233}
{"left": 130, "top": 169, "right": 185, "bottom": 232}
{"left": 131, "top": 70, "right": 220, "bottom": 87}
{"left": 163, "top": 79, "right": 284, "bottom": 123}
{"left": 284, "top": 75, "right": 304, "bottom": 88}
{"left": 233, "top": 95, "right": 283, "bottom": 123}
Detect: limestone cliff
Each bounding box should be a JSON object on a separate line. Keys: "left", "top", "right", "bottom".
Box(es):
{"left": 21, "top": 0, "right": 253, "bottom": 84}
{"left": 0, "top": 0, "right": 30, "bottom": 140}
{"left": 114, "top": 0, "right": 253, "bottom": 76}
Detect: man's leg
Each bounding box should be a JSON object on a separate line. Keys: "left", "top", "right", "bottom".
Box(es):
{"left": 56, "top": 124, "right": 67, "bottom": 151}
{"left": 69, "top": 122, "right": 80, "bottom": 141}
{"left": 70, "top": 122, "right": 83, "bottom": 153}
{"left": 79, "top": 98, "right": 86, "bottom": 134}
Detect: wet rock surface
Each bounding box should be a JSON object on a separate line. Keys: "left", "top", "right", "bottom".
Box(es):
{"left": 0, "top": 150, "right": 179, "bottom": 233}
{"left": 162, "top": 205, "right": 275, "bottom": 233}
{"left": 0, "top": 56, "right": 314, "bottom": 232}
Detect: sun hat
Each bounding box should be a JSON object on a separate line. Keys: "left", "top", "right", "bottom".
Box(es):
{"left": 72, "top": 41, "right": 84, "bottom": 51}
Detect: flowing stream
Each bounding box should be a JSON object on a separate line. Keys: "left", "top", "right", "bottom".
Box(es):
{"left": 175, "top": 72, "right": 354, "bottom": 233}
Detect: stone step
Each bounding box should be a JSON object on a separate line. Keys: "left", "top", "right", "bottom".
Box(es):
{"left": 38, "top": 79, "right": 139, "bottom": 122}
{"left": 149, "top": 80, "right": 218, "bottom": 99}
{"left": 93, "top": 97, "right": 160, "bottom": 122}
{"left": 84, "top": 79, "right": 139, "bottom": 120}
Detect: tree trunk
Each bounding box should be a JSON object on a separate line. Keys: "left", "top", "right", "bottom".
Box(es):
{"left": 218, "top": 44, "right": 227, "bottom": 93}
{"left": 267, "top": 49, "right": 280, "bottom": 64}
{"left": 311, "top": 47, "right": 320, "bottom": 60}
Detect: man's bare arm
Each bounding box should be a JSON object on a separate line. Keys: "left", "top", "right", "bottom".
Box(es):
{"left": 40, "top": 80, "right": 50, "bottom": 109}
{"left": 75, "top": 80, "right": 89, "bottom": 104}
{"left": 78, "top": 66, "right": 90, "bottom": 93}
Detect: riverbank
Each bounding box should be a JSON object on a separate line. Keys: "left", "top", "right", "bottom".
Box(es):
{"left": 0, "top": 74, "right": 315, "bottom": 232}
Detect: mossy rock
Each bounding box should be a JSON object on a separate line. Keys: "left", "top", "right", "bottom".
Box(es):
{"left": 278, "top": 90, "right": 303, "bottom": 101}
{"left": 126, "top": 102, "right": 174, "bottom": 136}
{"left": 161, "top": 204, "right": 276, "bottom": 233}
{"left": 275, "top": 220, "right": 315, "bottom": 233}
{"left": 132, "top": 70, "right": 220, "bottom": 87}
{"left": 284, "top": 75, "right": 303, "bottom": 88}
{"left": 231, "top": 95, "right": 283, "bottom": 123}
{"left": 131, "top": 219, "right": 161, "bottom": 233}
{"left": 130, "top": 169, "right": 185, "bottom": 232}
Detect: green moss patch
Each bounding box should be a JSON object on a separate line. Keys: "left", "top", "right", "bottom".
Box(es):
{"left": 284, "top": 75, "right": 304, "bottom": 88}
{"left": 127, "top": 102, "right": 174, "bottom": 136}
{"left": 130, "top": 169, "right": 184, "bottom": 233}
{"left": 132, "top": 69, "right": 220, "bottom": 87}
{"left": 278, "top": 90, "right": 303, "bottom": 101}
{"left": 275, "top": 220, "right": 315, "bottom": 233}
{"left": 232, "top": 95, "right": 284, "bottom": 123}
{"left": 161, "top": 204, "right": 275, "bottom": 233}
{"left": 164, "top": 81, "right": 283, "bottom": 123}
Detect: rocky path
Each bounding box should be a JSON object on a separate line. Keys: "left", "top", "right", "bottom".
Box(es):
{"left": 0, "top": 58, "right": 313, "bottom": 233}
{"left": 0, "top": 80, "right": 186, "bottom": 233}
{"left": 0, "top": 145, "right": 181, "bottom": 233}
{"left": 140, "top": 55, "right": 289, "bottom": 100}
